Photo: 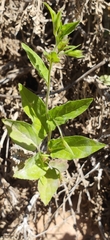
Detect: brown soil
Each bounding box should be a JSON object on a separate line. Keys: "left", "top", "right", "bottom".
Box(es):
{"left": 0, "top": 1, "right": 110, "bottom": 240}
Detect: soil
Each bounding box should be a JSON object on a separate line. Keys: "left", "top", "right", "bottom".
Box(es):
{"left": 0, "top": 0, "right": 110, "bottom": 240}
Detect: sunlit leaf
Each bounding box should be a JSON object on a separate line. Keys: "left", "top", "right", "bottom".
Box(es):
{"left": 44, "top": 51, "right": 60, "bottom": 63}
{"left": 59, "top": 21, "right": 79, "bottom": 40}
{"left": 19, "top": 84, "right": 48, "bottom": 137}
{"left": 54, "top": 11, "right": 62, "bottom": 36}
{"left": 44, "top": 2, "right": 57, "bottom": 24}
{"left": 48, "top": 136, "right": 105, "bottom": 160}
{"left": 14, "top": 154, "right": 48, "bottom": 180}
{"left": 48, "top": 98, "right": 93, "bottom": 127}
{"left": 64, "top": 45, "right": 80, "bottom": 51}
{"left": 65, "top": 49, "right": 83, "bottom": 58}
{"left": 19, "top": 84, "right": 46, "bottom": 121}
{"left": 22, "top": 43, "right": 49, "bottom": 84}
{"left": 99, "top": 75, "right": 110, "bottom": 85}
{"left": 57, "top": 39, "right": 69, "bottom": 51}
{"left": 38, "top": 168, "right": 60, "bottom": 205}
{"left": 2, "top": 119, "right": 38, "bottom": 151}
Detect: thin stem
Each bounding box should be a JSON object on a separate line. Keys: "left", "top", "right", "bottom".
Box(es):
{"left": 46, "top": 61, "right": 52, "bottom": 114}
{"left": 45, "top": 61, "right": 53, "bottom": 148}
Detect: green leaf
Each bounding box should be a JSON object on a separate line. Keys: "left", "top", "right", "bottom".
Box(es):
{"left": 49, "top": 159, "right": 68, "bottom": 173}
{"left": 44, "top": 2, "right": 57, "bottom": 25}
{"left": 22, "top": 43, "right": 49, "bottom": 84}
{"left": 54, "top": 11, "right": 62, "bottom": 36}
{"left": 2, "top": 119, "right": 38, "bottom": 151}
{"left": 44, "top": 51, "right": 60, "bottom": 63}
{"left": 48, "top": 98, "right": 93, "bottom": 127}
{"left": 38, "top": 168, "right": 60, "bottom": 205}
{"left": 44, "top": 3, "right": 62, "bottom": 37}
{"left": 19, "top": 84, "right": 46, "bottom": 122}
{"left": 65, "top": 49, "right": 83, "bottom": 58}
{"left": 64, "top": 45, "right": 80, "bottom": 51}
{"left": 57, "top": 39, "right": 69, "bottom": 51}
{"left": 14, "top": 154, "right": 48, "bottom": 180}
{"left": 31, "top": 119, "right": 47, "bottom": 146}
{"left": 48, "top": 136, "right": 106, "bottom": 160}
{"left": 59, "top": 21, "right": 79, "bottom": 40}
{"left": 99, "top": 75, "right": 110, "bottom": 85}
{"left": 19, "top": 84, "right": 48, "bottom": 137}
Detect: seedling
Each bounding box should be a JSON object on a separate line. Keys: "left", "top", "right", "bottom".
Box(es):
{"left": 3, "top": 3, "right": 105, "bottom": 205}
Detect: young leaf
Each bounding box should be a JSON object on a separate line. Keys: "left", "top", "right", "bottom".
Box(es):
{"left": 22, "top": 43, "right": 49, "bottom": 84}
{"left": 44, "top": 2, "right": 57, "bottom": 25}
{"left": 14, "top": 154, "right": 48, "bottom": 180}
{"left": 48, "top": 136, "right": 105, "bottom": 160}
{"left": 38, "top": 168, "right": 60, "bottom": 205}
{"left": 54, "top": 11, "right": 62, "bottom": 37}
{"left": 2, "top": 119, "right": 38, "bottom": 151}
{"left": 64, "top": 45, "right": 80, "bottom": 51}
{"left": 48, "top": 98, "right": 93, "bottom": 127}
{"left": 65, "top": 49, "right": 83, "bottom": 58}
{"left": 57, "top": 39, "right": 69, "bottom": 51}
{"left": 44, "top": 2, "right": 62, "bottom": 37}
{"left": 99, "top": 75, "right": 110, "bottom": 85}
{"left": 58, "top": 21, "right": 79, "bottom": 40}
{"left": 44, "top": 51, "right": 60, "bottom": 63}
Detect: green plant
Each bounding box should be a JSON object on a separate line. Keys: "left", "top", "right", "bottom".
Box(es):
{"left": 2, "top": 3, "right": 105, "bottom": 205}
{"left": 99, "top": 75, "right": 110, "bottom": 85}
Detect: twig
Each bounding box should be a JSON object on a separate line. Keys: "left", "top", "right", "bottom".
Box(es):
{"left": 50, "top": 58, "right": 108, "bottom": 95}
{"left": 16, "top": 193, "right": 39, "bottom": 240}
{"left": 98, "top": 217, "right": 108, "bottom": 240}
{"left": 0, "top": 59, "right": 108, "bottom": 100}
{"left": 63, "top": 181, "right": 77, "bottom": 226}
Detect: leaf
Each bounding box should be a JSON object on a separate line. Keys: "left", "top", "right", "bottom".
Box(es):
{"left": 22, "top": 43, "right": 49, "bottom": 84}
{"left": 44, "top": 51, "right": 60, "bottom": 63}
{"left": 19, "top": 84, "right": 48, "bottom": 136}
{"left": 65, "top": 49, "right": 83, "bottom": 58}
{"left": 2, "top": 119, "right": 38, "bottom": 151}
{"left": 44, "top": 3, "right": 62, "bottom": 37}
{"left": 31, "top": 119, "right": 47, "bottom": 146}
{"left": 38, "top": 168, "right": 60, "bottom": 205}
{"left": 57, "top": 39, "right": 69, "bottom": 51}
{"left": 14, "top": 154, "right": 48, "bottom": 180}
{"left": 64, "top": 45, "right": 80, "bottom": 51}
{"left": 48, "top": 98, "right": 93, "bottom": 128}
{"left": 99, "top": 75, "right": 110, "bottom": 85}
{"left": 48, "top": 136, "right": 106, "bottom": 160}
{"left": 49, "top": 159, "right": 68, "bottom": 173}
{"left": 59, "top": 21, "right": 79, "bottom": 40}
{"left": 44, "top": 2, "right": 57, "bottom": 25}
{"left": 54, "top": 11, "right": 62, "bottom": 36}
{"left": 19, "top": 84, "right": 46, "bottom": 121}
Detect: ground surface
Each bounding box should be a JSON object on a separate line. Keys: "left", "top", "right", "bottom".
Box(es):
{"left": 0, "top": 0, "right": 110, "bottom": 239}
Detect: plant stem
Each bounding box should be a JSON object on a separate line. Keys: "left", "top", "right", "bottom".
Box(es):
{"left": 46, "top": 61, "right": 53, "bottom": 147}
{"left": 46, "top": 61, "right": 52, "bottom": 114}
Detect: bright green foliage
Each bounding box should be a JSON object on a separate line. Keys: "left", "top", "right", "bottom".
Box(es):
{"left": 3, "top": 2, "right": 106, "bottom": 205}
{"left": 22, "top": 43, "right": 49, "bottom": 84}
{"left": 14, "top": 153, "right": 48, "bottom": 180}
{"left": 38, "top": 168, "right": 60, "bottom": 205}
{"left": 48, "top": 98, "right": 93, "bottom": 128}
{"left": 2, "top": 119, "right": 38, "bottom": 151}
{"left": 19, "top": 83, "right": 46, "bottom": 122}
{"left": 99, "top": 75, "right": 110, "bottom": 85}
{"left": 44, "top": 51, "right": 60, "bottom": 63}
{"left": 48, "top": 136, "right": 105, "bottom": 160}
